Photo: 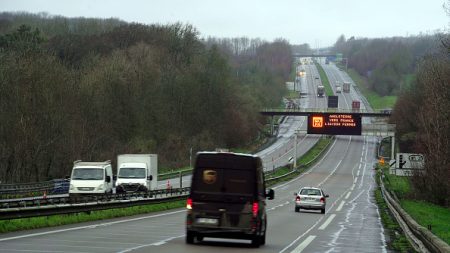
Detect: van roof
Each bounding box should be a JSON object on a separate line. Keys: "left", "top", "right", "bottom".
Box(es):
{"left": 73, "top": 161, "right": 110, "bottom": 168}
{"left": 195, "top": 152, "right": 260, "bottom": 170}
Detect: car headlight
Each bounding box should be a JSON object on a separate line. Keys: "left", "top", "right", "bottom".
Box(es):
{"left": 70, "top": 184, "right": 75, "bottom": 190}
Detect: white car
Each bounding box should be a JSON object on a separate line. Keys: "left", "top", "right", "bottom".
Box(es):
{"left": 294, "top": 187, "right": 329, "bottom": 214}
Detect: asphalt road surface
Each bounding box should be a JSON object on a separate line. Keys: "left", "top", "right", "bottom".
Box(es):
{"left": 0, "top": 59, "right": 390, "bottom": 253}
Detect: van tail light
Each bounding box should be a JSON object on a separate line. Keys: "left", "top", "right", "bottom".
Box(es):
{"left": 295, "top": 196, "right": 301, "bottom": 202}
{"left": 320, "top": 197, "right": 325, "bottom": 203}
{"left": 252, "top": 202, "right": 259, "bottom": 217}
{"left": 186, "top": 198, "right": 193, "bottom": 209}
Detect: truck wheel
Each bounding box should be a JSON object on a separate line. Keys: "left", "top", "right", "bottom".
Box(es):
{"left": 295, "top": 207, "right": 300, "bottom": 212}
{"left": 186, "top": 231, "right": 195, "bottom": 244}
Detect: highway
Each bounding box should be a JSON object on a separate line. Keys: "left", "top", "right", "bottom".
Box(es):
{"left": 0, "top": 59, "right": 389, "bottom": 252}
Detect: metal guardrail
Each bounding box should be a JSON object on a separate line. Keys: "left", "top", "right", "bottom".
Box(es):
{"left": 380, "top": 176, "right": 450, "bottom": 253}
{"left": 0, "top": 187, "right": 190, "bottom": 220}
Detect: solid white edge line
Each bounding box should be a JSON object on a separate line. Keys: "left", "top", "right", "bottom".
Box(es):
{"left": 290, "top": 235, "right": 316, "bottom": 253}
{"left": 336, "top": 201, "right": 345, "bottom": 212}
{"left": 318, "top": 214, "right": 336, "bottom": 230}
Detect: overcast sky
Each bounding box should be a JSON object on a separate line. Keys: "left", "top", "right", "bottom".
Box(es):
{"left": 2, "top": 0, "right": 449, "bottom": 47}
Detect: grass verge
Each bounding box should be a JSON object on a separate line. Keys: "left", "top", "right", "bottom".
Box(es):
{"left": 0, "top": 200, "right": 186, "bottom": 234}
{"left": 315, "top": 63, "right": 334, "bottom": 96}
{"left": 374, "top": 182, "right": 414, "bottom": 252}
{"left": 381, "top": 166, "right": 450, "bottom": 245}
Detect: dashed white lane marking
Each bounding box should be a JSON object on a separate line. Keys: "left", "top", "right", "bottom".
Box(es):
{"left": 345, "top": 192, "right": 351, "bottom": 199}
{"left": 318, "top": 214, "right": 336, "bottom": 230}
{"left": 354, "top": 177, "right": 358, "bottom": 184}
{"left": 290, "top": 235, "right": 316, "bottom": 253}
{"left": 268, "top": 201, "right": 290, "bottom": 211}
{"left": 336, "top": 201, "right": 345, "bottom": 212}
{"left": 356, "top": 170, "right": 360, "bottom": 177}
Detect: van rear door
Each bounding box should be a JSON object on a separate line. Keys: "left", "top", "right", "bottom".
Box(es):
{"left": 190, "top": 167, "right": 256, "bottom": 230}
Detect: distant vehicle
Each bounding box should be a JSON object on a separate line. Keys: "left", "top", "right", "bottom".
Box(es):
{"left": 115, "top": 154, "right": 157, "bottom": 193}
{"left": 343, "top": 82, "right": 351, "bottom": 93}
{"left": 352, "top": 100, "right": 361, "bottom": 110}
{"left": 317, "top": 85, "right": 325, "bottom": 97}
{"left": 336, "top": 84, "right": 342, "bottom": 93}
{"left": 186, "top": 152, "right": 275, "bottom": 247}
{"left": 69, "top": 160, "right": 114, "bottom": 199}
{"left": 51, "top": 178, "right": 70, "bottom": 194}
{"left": 294, "top": 187, "right": 329, "bottom": 214}
{"left": 315, "top": 76, "right": 319, "bottom": 80}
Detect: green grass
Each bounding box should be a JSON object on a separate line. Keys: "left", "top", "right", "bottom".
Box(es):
{"left": 0, "top": 200, "right": 186, "bottom": 233}
{"left": 401, "top": 200, "right": 450, "bottom": 245}
{"left": 381, "top": 167, "right": 450, "bottom": 245}
{"left": 285, "top": 90, "right": 300, "bottom": 99}
{"left": 298, "top": 136, "right": 333, "bottom": 165}
{"left": 374, "top": 187, "right": 414, "bottom": 252}
{"left": 383, "top": 167, "right": 411, "bottom": 199}
{"left": 346, "top": 68, "right": 397, "bottom": 109}
{"left": 315, "top": 63, "right": 334, "bottom": 96}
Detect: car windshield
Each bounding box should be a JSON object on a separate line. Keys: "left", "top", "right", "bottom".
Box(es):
{"left": 72, "top": 168, "right": 104, "bottom": 180}
{"left": 118, "top": 168, "right": 146, "bottom": 178}
{"left": 300, "top": 189, "right": 321, "bottom": 196}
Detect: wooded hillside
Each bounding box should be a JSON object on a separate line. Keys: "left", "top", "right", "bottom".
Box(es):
{"left": 0, "top": 12, "right": 291, "bottom": 183}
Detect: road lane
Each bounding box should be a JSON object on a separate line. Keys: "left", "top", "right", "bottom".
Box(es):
{"left": 0, "top": 58, "right": 390, "bottom": 253}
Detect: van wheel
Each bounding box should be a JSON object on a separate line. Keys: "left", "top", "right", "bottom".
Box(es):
{"left": 251, "top": 236, "right": 261, "bottom": 248}
{"left": 197, "top": 235, "right": 203, "bottom": 242}
{"left": 260, "top": 232, "right": 266, "bottom": 245}
{"left": 321, "top": 208, "right": 325, "bottom": 214}
{"left": 295, "top": 207, "right": 300, "bottom": 212}
{"left": 186, "top": 231, "right": 195, "bottom": 244}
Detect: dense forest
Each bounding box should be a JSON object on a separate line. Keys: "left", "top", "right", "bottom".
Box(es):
{"left": 0, "top": 12, "right": 292, "bottom": 183}
{"left": 333, "top": 34, "right": 439, "bottom": 96}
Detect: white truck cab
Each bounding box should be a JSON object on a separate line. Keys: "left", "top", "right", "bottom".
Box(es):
{"left": 69, "top": 160, "right": 114, "bottom": 197}
{"left": 116, "top": 154, "right": 157, "bottom": 193}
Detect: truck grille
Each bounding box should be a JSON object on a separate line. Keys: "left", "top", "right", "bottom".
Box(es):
{"left": 77, "top": 187, "right": 95, "bottom": 191}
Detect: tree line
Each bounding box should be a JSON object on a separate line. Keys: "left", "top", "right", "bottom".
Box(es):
{"left": 0, "top": 12, "right": 291, "bottom": 183}
{"left": 391, "top": 35, "right": 449, "bottom": 206}
{"left": 333, "top": 34, "right": 439, "bottom": 96}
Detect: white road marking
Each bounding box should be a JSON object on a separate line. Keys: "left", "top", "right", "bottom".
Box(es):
{"left": 118, "top": 235, "right": 185, "bottom": 253}
{"left": 354, "top": 177, "right": 358, "bottom": 184}
{"left": 345, "top": 191, "right": 351, "bottom": 199}
{"left": 0, "top": 210, "right": 186, "bottom": 242}
{"left": 290, "top": 235, "right": 316, "bottom": 253}
{"left": 336, "top": 201, "right": 345, "bottom": 211}
{"left": 319, "top": 214, "right": 336, "bottom": 230}
{"left": 356, "top": 170, "right": 360, "bottom": 177}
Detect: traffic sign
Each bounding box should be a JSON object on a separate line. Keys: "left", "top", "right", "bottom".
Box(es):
{"left": 307, "top": 113, "right": 362, "bottom": 135}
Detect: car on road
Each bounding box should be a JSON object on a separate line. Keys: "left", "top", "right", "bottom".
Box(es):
{"left": 294, "top": 187, "right": 329, "bottom": 214}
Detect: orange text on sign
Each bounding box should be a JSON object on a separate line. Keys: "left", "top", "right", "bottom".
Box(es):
{"left": 312, "top": 116, "right": 324, "bottom": 128}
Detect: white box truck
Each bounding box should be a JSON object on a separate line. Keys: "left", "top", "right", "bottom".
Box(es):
{"left": 69, "top": 160, "right": 114, "bottom": 199}
{"left": 116, "top": 154, "right": 157, "bottom": 193}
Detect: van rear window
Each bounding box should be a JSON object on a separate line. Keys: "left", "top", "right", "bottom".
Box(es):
{"left": 192, "top": 167, "right": 254, "bottom": 195}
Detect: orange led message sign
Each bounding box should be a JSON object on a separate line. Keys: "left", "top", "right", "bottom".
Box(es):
{"left": 307, "top": 113, "right": 361, "bottom": 135}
